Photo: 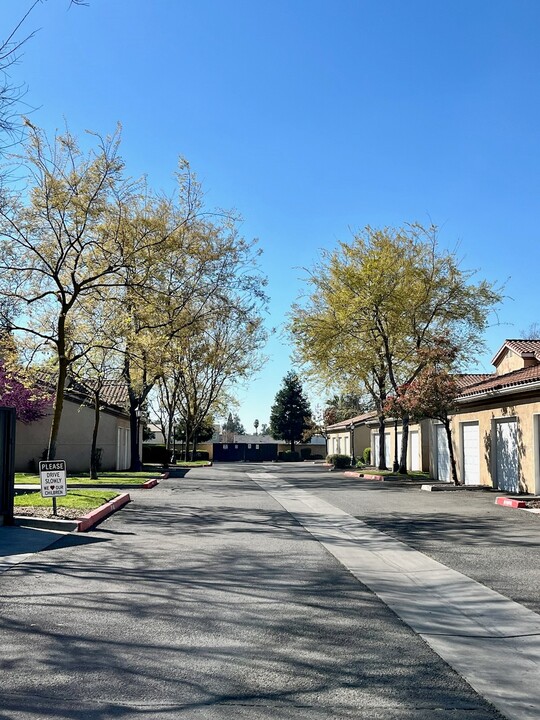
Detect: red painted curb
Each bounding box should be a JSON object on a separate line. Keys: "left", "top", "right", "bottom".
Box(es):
{"left": 344, "top": 471, "right": 384, "bottom": 481}
{"left": 141, "top": 478, "right": 159, "bottom": 488}
{"left": 77, "top": 493, "right": 131, "bottom": 532}
{"left": 495, "top": 496, "right": 527, "bottom": 509}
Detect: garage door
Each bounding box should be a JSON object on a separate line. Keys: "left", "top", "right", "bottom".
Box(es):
{"left": 461, "top": 422, "right": 480, "bottom": 485}
{"left": 436, "top": 425, "right": 450, "bottom": 482}
{"left": 409, "top": 430, "right": 420, "bottom": 471}
{"left": 496, "top": 419, "right": 519, "bottom": 493}
{"left": 373, "top": 433, "right": 391, "bottom": 467}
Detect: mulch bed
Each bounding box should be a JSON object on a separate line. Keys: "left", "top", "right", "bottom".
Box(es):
{"left": 525, "top": 499, "right": 540, "bottom": 509}
{"left": 15, "top": 507, "right": 83, "bottom": 520}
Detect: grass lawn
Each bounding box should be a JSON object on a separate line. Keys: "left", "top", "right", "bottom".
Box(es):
{"left": 358, "top": 468, "right": 432, "bottom": 480}
{"left": 15, "top": 470, "right": 160, "bottom": 486}
{"left": 172, "top": 460, "right": 210, "bottom": 467}
{"left": 14, "top": 489, "right": 118, "bottom": 510}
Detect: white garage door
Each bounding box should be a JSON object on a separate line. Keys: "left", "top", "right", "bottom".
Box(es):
{"left": 462, "top": 422, "right": 480, "bottom": 485}
{"left": 409, "top": 430, "right": 420, "bottom": 471}
{"left": 436, "top": 425, "right": 450, "bottom": 482}
{"left": 373, "top": 433, "right": 391, "bottom": 467}
{"left": 496, "top": 419, "right": 519, "bottom": 493}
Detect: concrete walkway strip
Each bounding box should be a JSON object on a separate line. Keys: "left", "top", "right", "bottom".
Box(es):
{"left": 248, "top": 472, "right": 540, "bottom": 720}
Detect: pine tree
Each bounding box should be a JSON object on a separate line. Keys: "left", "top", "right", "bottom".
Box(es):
{"left": 270, "top": 372, "right": 312, "bottom": 451}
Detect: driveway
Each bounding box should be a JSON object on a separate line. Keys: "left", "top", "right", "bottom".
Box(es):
{"left": 0, "top": 464, "right": 518, "bottom": 719}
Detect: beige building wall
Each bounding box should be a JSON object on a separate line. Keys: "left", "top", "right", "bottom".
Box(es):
{"left": 495, "top": 349, "right": 538, "bottom": 376}
{"left": 15, "top": 401, "right": 130, "bottom": 473}
{"left": 448, "top": 396, "right": 540, "bottom": 493}
{"left": 327, "top": 426, "right": 370, "bottom": 459}
{"left": 369, "top": 420, "right": 429, "bottom": 472}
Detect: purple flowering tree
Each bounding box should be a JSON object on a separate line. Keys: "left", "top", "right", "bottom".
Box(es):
{"left": 0, "top": 363, "right": 51, "bottom": 423}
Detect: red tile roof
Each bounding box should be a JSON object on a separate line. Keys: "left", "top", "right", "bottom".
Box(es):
{"left": 454, "top": 373, "right": 494, "bottom": 389}
{"left": 326, "top": 411, "right": 377, "bottom": 431}
{"left": 34, "top": 372, "right": 129, "bottom": 414}
{"left": 458, "top": 364, "right": 540, "bottom": 398}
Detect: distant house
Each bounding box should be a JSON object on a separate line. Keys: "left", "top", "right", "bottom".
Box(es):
{"left": 326, "top": 412, "right": 375, "bottom": 460}
{"left": 432, "top": 339, "right": 540, "bottom": 493}
{"left": 15, "top": 376, "right": 132, "bottom": 473}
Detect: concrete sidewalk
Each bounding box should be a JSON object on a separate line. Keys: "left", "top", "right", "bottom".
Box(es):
{"left": 249, "top": 471, "right": 540, "bottom": 720}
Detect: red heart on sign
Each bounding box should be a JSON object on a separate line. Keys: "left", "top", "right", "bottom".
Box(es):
{"left": 50, "top": 485, "right": 55, "bottom": 490}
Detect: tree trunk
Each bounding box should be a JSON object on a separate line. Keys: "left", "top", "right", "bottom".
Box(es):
{"left": 290, "top": 437, "right": 295, "bottom": 452}
{"left": 399, "top": 414, "right": 409, "bottom": 474}
{"left": 90, "top": 390, "right": 101, "bottom": 480}
{"left": 129, "top": 402, "right": 142, "bottom": 471}
{"left": 47, "top": 355, "right": 68, "bottom": 461}
{"left": 378, "top": 414, "right": 387, "bottom": 470}
{"left": 444, "top": 418, "right": 460, "bottom": 486}
{"left": 392, "top": 419, "right": 399, "bottom": 471}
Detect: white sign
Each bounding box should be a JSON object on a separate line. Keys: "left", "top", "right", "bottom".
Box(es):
{"left": 39, "top": 460, "right": 67, "bottom": 498}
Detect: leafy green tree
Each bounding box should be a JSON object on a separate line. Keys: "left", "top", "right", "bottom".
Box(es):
{"left": 105, "top": 159, "right": 266, "bottom": 470}
{"left": 270, "top": 372, "right": 312, "bottom": 451}
{"left": 291, "top": 223, "right": 501, "bottom": 472}
{"left": 223, "top": 412, "right": 245, "bottom": 435}
{"left": 388, "top": 338, "right": 462, "bottom": 485}
{"left": 0, "top": 123, "right": 131, "bottom": 460}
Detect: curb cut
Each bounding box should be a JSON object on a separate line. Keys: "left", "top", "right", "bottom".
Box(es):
{"left": 77, "top": 493, "right": 131, "bottom": 532}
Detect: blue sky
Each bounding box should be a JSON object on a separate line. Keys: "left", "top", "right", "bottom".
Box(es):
{"left": 3, "top": 0, "right": 540, "bottom": 429}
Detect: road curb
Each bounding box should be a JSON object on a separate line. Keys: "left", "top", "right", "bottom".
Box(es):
{"left": 344, "top": 471, "right": 385, "bottom": 480}
{"left": 495, "top": 496, "right": 527, "bottom": 509}
{"left": 77, "top": 493, "right": 131, "bottom": 532}
{"left": 13, "top": 516, "right": 79, "bottom": 532}
{"left": 141, "top": 478, "right": 159, "bottom": 488}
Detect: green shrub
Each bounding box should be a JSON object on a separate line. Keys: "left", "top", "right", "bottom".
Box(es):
{"left": 311, "top": 453, "right": 324, "bottom": 460}
{"left": 278, "top": 450, "right": 300, "bottom": 462}
{"left": 300, "top": 447, "right": 312, "bottom": 459}
{"left": 142, "top": 444, "right": 170, "bottom": 465}
{"left": 326, "top": 453, "right": 351, "bottom": 468}
{"left": 363, "top": 447, "right": 371, "bottom": 465}
{"left": 192, "top": 450, "right": 209, "bottom": 461}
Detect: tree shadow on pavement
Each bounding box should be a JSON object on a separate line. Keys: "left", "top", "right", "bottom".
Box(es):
{"left": 0, "top": 499, "right": 505, "bottom": 720}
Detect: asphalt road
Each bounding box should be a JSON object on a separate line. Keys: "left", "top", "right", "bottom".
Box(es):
{"left": 0, "top": 463, "right": 518, "bottom": 719}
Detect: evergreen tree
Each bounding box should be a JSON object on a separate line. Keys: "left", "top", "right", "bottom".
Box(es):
{"left": 270, "top": 372, "right": 312, "bottom": 451}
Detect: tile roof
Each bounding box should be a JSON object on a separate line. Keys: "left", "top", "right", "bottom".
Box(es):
{"left": 34, "top": 372, "right": 129, "bottom": 413}
{"left": 491, "top": 339, "right": 540, "bottom": 366}
{"left": 326, "top": 411, "right": 377, "bottom": 431}
{"left": 458, "top": 364, "right": 540, "bottom": 398}
{"left": 454, "top": 373, "right": 495, "bottom": 389}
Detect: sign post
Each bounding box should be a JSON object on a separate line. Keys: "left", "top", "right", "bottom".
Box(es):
{"left": 39, "top": 460, "right": 67, "bottom": 516}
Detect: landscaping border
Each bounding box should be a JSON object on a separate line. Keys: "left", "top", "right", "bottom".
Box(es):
{"left": 14, "top": 492, "right": 132, "bottom": 533}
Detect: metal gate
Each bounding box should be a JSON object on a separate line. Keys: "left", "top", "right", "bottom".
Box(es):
{"left": 213, "top": 443, "right": 278, "bottom": 462}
